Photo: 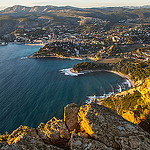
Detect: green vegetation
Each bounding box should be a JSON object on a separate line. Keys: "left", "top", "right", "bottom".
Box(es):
{"left": 98, "top": 76, "right": 150, "bottom": 133}
{"left": 33, "top": 42, "right": 77, "bottom": 57}
{"left": 73, "top": 59, "right": 150, "bottom": 82}
{"left": 72, "top": 62, "right": 112, "bottom": 72}
{"left": 102, "top": 90, "right": 142, "bottom": 115}
{"left": 112, "top": 59, "right": 150, "bottom": 81}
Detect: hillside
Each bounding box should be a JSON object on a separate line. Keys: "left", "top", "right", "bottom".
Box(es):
{"left": 1, "top": 5, "right": 150, "bottom": 37}
{"left": 97, "top": 76, "right": 150, "bottom": 133}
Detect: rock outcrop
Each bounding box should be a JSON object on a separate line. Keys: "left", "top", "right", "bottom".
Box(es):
{"left": 1, "top": 136, "right": 63, "bottom": 150}
{"left": 7, "top": 125, "right": 40, "bottom": 145}
{"left": 69, "top": 132, "right": 114, "bottom": 150}
{"left": 78, "top": 103, "right": 150, "bottom": 149}
{"left": 37, "top": 117, "right": 70, "bottom": 148}
{"left": 64, "top": 103, "right": 79, "bottom": 132}
{"left": 1, "top": 103, "right": 150, "bottom": 150}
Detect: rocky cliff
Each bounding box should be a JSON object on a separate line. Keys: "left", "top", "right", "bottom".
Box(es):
{"left": 96, "top": 76, "right": 150, "bottom": 134}
{"left": 1, "top": 103, "right": 150, "bottom": 150}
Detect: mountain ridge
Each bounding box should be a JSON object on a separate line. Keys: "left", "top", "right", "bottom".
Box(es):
{"left": 1, "top": 5, "right": 150, "bottom": 15}
{"left": 1, "top": 4, "right": 150, "bottom": 39}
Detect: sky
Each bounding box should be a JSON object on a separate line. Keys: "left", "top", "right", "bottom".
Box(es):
{"left": 0, "top": 0, "right": 150, "bottom": 10}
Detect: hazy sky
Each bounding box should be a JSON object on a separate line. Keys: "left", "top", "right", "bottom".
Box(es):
{"left": 0, "top": 0, "right": 150, "bottom": 10}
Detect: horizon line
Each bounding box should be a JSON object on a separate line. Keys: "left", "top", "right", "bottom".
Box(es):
{"left": 1, "top": 4, "right": 150, "bottom": 11}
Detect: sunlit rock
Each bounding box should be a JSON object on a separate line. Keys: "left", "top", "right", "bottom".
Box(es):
{"left": 37, "top": 117, "right": 70, "bottom": 147}
{"left": 7, "top": 125, "right": 39, "bottom": 145}
{"left": 78, "top": 103, "right": 150, "bottom": 149}
{"left": 69, "top": 132, "right": 114, "bottom": 150}
{"left": 64, "top": 103, "right": 79, "bottom": 132}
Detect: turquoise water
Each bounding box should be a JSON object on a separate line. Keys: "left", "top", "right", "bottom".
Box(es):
{"left": 0, "top": 44, "right": 127, "bottom": 134}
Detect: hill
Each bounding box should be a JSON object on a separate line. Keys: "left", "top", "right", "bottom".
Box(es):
{"left": 1, "top": 5, "right": 150, "bottom": 37}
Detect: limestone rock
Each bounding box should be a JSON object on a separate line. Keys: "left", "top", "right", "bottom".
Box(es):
{"left": 0, "top": 142, "right": 18, "bottom": 150}
{"left": 78, "top": 103, "right": 150, "bottom": 149}
{"left": 7, "top": 125, "right": 39, "bottom": 145}
{"left": 77, "top": 132, "right": 89, "bottom": 139}
{"left": 139, "top": 117, "right": 150, "bottom": 134}
{"left": 37, "top": 117, "right": 70, "bottom": 147}
{"left": 16, "top": 136, "right": 63, "bottom": 150}
{"left": 0, "top": 136, "right": 64, "bottom": 150}
{"left": 69, "top": 132, "right": 114, "bottom": 150}
{"left": 64, "top": 103, "right": 79, "bottom": 132}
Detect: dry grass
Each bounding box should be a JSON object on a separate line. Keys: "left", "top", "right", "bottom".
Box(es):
{"left": 96, "top": 58, "right": 121, "bottom": 64}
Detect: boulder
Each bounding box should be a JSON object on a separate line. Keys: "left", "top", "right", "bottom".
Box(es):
{"left": 78, "top": 103, "right": 150, "bottom": 149}
{"left": 69, "top": 132, "right": 114, "bottom": 150}
{"left": 64, "top": 103, "right": 79, "bottom": 132}
{"left": 37, "top": 117, "right": 70, "bottom": 147}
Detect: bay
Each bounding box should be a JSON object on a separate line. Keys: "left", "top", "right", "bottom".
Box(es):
{"left": 0, "top": 43, "right": 127, "bottom": 134}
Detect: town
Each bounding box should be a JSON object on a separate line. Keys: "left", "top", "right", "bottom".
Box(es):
{"left": 1, "top": 15, "right": 150, "bottom": 61}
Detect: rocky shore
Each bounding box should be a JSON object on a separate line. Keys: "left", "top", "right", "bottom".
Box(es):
{"left": 29, "top": 55, "right": 86, "bottom": 61}
{"left": 1, "top": 103, "right": 150, "bottom": 150}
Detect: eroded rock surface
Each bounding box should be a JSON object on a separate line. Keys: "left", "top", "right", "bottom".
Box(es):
{"left": 78, "top": 103, "right": 150, "bottom": 149}
{"left": 64, "top": 103, "right": 79, "bottom": 132}
{"left": 16, "top": 136, "right": 63, "bottom": 150}
{"left": 1, "top": 136, "right": 63, "bottom": 150}
{"left": 69, "top": 132, "right": 114, "bottom": 150}
{"left": 2, "top": 103, "right": 150, "bottom": 150}
{"left": 7, "top": 125, "right": 40, "bottom": 145}
{"left": 37, "top": 117, "right": 70, "bottom": 147}
{"left": 0, "top": 142, "right": 18, "bottom": 150}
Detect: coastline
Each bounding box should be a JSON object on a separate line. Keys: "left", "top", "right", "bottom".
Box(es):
{"left": 30, "top": 54, "right": 136, "bottom": 87}
{"left": 74, "top": 69, "right": 134, "bottom": 87}
{"left": 29, "top": 55, "right": 86, "bottom": 60}
{"left": 104, "top": 70, "right": 134, "bottom": 87}
{"left": 60, "top": 67, "right": 134, "bottom": 86}
{"left": 60, "top": 68, "right": 135, "bottom": 103}
{"left": 25, "top": 43, "right": 45, "bottom": 46}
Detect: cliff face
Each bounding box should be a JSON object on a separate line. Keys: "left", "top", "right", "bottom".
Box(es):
{"left": 96, "top": 77, "right": 150, "bottom": 133}
{"left": 1, "top": 103, "right": 150, "bottom": 150}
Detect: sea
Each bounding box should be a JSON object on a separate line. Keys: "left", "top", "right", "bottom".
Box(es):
{"left": 0, "top": 43, "right": 130, "bottom": 134}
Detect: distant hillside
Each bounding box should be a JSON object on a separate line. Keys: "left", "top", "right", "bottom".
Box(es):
{"left": 1, "top": 5, "right": 150, "bottom": 36}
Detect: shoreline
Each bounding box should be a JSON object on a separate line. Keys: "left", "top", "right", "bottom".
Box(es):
{"left": 75, "top": 69, "right": 134, "bottom": 87}
{"left": 29, "top": 52, "right": 135, "bottom": 86}
{"left": 60, "top": 68, "right": 135, "bottom": 103}
{"left": 61, "top": 68, "right": 134, "bottom": 87}
{"left": 25, "top": 44, "right": 45, "bottom": 46}
{"left": 104, "top": 70, "right": 134, "bottom": 87}
{"left": 29, "top": 55, "right": 86, "bottom": 60}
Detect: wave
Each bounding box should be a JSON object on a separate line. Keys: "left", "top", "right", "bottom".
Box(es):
{"left": 21, "top": 57, "right": 28, "bottom": 59}
{"left": 86, "top": 79, "right": 133, "bottom": 104}
{"left": 60, "top": 68, "right": 133, "bottom": 104}
{"left": 60, "top": 68, "right": 84, "bottom": 76}
{"left": 86, "top": 92, "right": 115, "bottom": 104}
{"left": 122, "top": 79, "right": 133, "bottom": 88}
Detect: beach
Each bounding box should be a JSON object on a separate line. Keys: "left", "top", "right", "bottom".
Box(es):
{"left": 60, "top": 68, "right": 134, "bottom": 103}
{"left": 106, "top": 70, "right": 134, "bottom": 87}
{"left": 60, "top": 67, "right": 134, "bottom": 86}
